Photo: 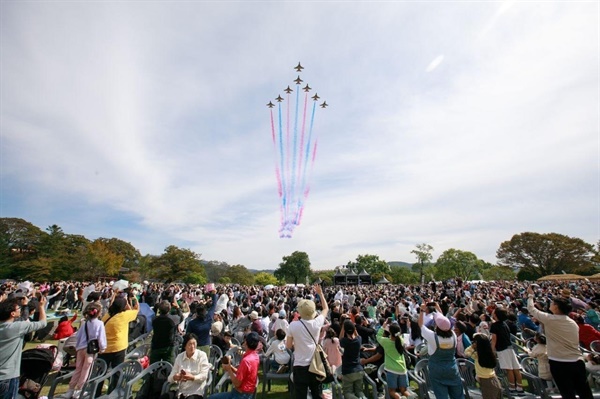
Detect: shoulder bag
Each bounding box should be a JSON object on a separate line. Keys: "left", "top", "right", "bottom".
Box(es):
{"left": 85, "top": 321, "right": 100, "bottom": 354}
{"left": 300, "top": 321, "right": 334, "bottom": 383}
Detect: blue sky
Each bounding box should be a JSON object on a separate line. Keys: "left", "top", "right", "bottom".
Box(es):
{"left": 1, "top": 1, "right": 598, "bottom": 270}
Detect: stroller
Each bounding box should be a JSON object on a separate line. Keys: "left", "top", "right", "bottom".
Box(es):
{"left": 59, "top": 334, "right": 78, "bottom": 370}
{"left": 19, "top": 347, "right": 58, "bottom": 398}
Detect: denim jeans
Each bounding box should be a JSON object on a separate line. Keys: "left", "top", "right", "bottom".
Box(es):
{"left": 0, "top": 377, "right": 19, "bottom": 399}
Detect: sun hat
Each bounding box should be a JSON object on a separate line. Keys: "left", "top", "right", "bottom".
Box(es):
{"left": 250, "top": 311, "right": 259, "bottom": 320}
{"left": 432, "top": 312, "right": 451, "bottom": 331}
{"left": 297, "top": 299, "right": 317, "bottom": 320}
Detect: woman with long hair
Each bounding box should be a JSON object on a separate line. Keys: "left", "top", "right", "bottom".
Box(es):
{"left": 65, "top": 303, "right": 106, "bottom": 399}
{"left": 464, "top": 334, "right": 502, "bottom": 399}
{"left": 376, "top": 320, "right": 411, "bottom": 399}
{"left": 419, "top": 302, "right": 464, "bottom": 399}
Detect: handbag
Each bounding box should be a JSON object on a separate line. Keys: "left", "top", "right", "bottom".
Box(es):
{"left": 85, "top": 321, "right": 100, "bottom": 354}
{"left": 300, "top": 321, "right": 334, "bottom": 383}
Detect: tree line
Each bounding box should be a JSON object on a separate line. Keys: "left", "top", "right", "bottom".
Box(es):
{"left": 1, "top": 217, "right": 597, "bottom": 283}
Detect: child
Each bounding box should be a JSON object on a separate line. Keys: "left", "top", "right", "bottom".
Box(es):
{"left": 264, "top": 328, "right": 290, "bottom": 373}
{"left": 53, "top": 312, "right": 78, "bottom": 340}
{"left": 528, "top": 333, "right": 552, "bottom": 385}
{"left": 340, "top": 320, "right": 366, "bottom": 399}
{"left": 376, "top": 320, "right": 413, "bottom": 399}
{"left": 584, "top": 353, "right": 600, "bottom": 389}
{"left": 323, "top": 327, "right": 342, "bottom": 373}
{"left": 464, "top": 333, "right": 503, "bottom": 399}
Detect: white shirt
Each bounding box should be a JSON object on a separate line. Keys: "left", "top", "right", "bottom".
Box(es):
{"left": 168, "top": 349, "right": 211, "bottom": 396}
{"left": 288, "top": 315, "right": 326, "bottom": 366}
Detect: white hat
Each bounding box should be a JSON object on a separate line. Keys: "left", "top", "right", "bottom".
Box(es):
{"left": 250, "top": 311, "right": 259, "bottom": 320}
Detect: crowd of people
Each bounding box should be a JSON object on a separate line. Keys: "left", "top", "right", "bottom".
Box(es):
{"left": 1, "top": 277, "right": 600, "bottom": 399}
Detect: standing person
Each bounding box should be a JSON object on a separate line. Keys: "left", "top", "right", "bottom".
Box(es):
{"left": 65, "top": 303, "right": 107, "bottom": 399}
{"left": 98, "top": 293, "right": 138, "bottom": 394}
{"left": 376, "top": 321, "right": 411, "bottom": 399}
{"left": 464, "top": 334, "right": 503, "bottom": 399}
{"left": 287, "top": 284, "right": 329, "bottom": 399}
{"left": 527, "top": 285, "right": 593, "bottom": 399}
{"left": 322, "top": 328, "right": 342, "bottom": 374}
{"left": 150, "top": 300, "right": 180, "bottom": 365}
{"left": 490, "top": 307, "right": 523, "bottom": 393}
{"left": 210, "top": 332, "right": 261, "bottom": 399}
{"left": 186, "top": 289, "right": 217, "bottom": 357}
{"left": 339, "top": 320, "right": 365, "bottom": 399}
{"left": 0, "top": 296, "right": 47, "bottom": 399}
{"left": 418, "top": 302, "right": 464, "bottom": 399}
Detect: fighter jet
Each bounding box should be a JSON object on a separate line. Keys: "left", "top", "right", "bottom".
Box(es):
{"left": 312, "top": 93, "right": 320, "bottom": 101}
{"left": 294, "top": 62, "right": 304, "bottom": 72}
{"left": 303, "top": 84, "right": 311, "bottom": 92}
{"left": 320, "top": 101, "right": 328, "bottom": 108}
{"left": 267, "top": 101, "right": 275, "bottom": 108}
{"left": 276, "top": 95, "right": 284, "bottom": 102}
{"left": 284, "top": 86, "right": 293, "bottom": 94}
{"left": 294, "top": 76, "right": 303, "bottom": 85}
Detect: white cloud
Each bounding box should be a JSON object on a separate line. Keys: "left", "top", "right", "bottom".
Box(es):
{"left": 1, "top": 2, "right": 597, "bottom": 270}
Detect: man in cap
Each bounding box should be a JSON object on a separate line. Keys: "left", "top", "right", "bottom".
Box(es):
{"left": 212, "top": 332, "right": 261, "bottom": 399}
{"left": 287, "top": 284, "right": 329, "bottom": 399}
{"left": 0, "top": 295, "right": 47, "bottom": 399}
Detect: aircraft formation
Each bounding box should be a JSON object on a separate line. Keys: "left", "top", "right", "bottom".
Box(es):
{"left": 267, "top": 62, "right": 328, "bottom": 238}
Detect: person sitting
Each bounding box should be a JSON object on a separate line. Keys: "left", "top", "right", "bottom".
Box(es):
{"left": 53, "top": 312, "right": 78, "bottom": 340}
{"left": 264, "top": 329, "right": 291, "bottom": 373}
{"left": 162, "top": 333, "right": 211, "bottom": 399}
{"left": 211, "top": 332, "right": 261, "bottom": 399}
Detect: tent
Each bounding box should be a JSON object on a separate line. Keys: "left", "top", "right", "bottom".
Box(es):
{"left": 537, "top": 274, "right": 584, "bottom": 281}
{"left": 376, "top": 276, "right": 391, "bottom": 284}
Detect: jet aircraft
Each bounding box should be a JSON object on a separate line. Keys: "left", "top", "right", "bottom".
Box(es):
{"left": 303, "top": 84, "right": 311, "bottom": 92}
{"left": 294, "top": 62, "right": 304, "bottom": 72}
{"left": 320, "top": 101, "right": 328, "bottom": 108}
{"left": 294, "top": 76, "right": 303, "bottom": 85}
{"left": 276, "top": 95, "right": 284, "bottom": 102}
{"left": 284, "top": 86, "right": 293, "bottom": 94}
{"left": 312, "top": 93, "right": 320, "bottom": 101}
{"left": 267, "top": 101, "right": 275, "bottom": 108}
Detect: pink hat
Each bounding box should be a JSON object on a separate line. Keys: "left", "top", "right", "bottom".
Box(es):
{"left": 433, "top": 312, "right": 451, "bottom": 331}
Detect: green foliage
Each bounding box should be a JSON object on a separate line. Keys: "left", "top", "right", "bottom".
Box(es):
{"left": 96, "top": 238, "right": 141, "bottom": 271}
{"left": 275, "top": 251, "right": 311, "bottom": 285}
{"left": 219, "top": 276, "right": 232, "bottom": 284}
{"left": 482, "top": 266, "right": 515, "bottom": 281}
{"left": 86, "top": 239, "right": 124, "bottom": 280}
{"left": 435, "top": 249, "right": 484, "bottom": 281}
{"left": 226, "top": 265, "right": 255, "bottom": 286}
{"left": 254, "top": 272, "right": 279, "bottom": 286}
{"left": 204, "top": 261, "right": 231, "bottom": 282}
{"left": 388, "top": 266, "right": 419, "bottom": 285}
{"left": 311, "top": 270, "right": 334, "bottom": 286}
{"left": 411, "top": 243, "right": 434, "bottom": 283}
{"left": 347, "top": 254, "right": 390, "bottom": 276}
{"left": 497, "top": 232, "right": 595, "bottom": 278}
{"left": 0, "top": 218, "right": 45, "bottom": 278}
{"left": 151, "top": 245, "right": 206, "bottom": 283}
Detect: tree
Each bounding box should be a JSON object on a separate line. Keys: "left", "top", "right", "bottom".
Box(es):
{"left": 96, "top": 238, "right": 141, "bottom": 272}
{"left": 482, "top": 266, "right": 515, "bottom": 281}
{"left": 388, "top": 267, "right": 419, "bottom": 285}
{"left": 435, "top": 249, "right": 484, "bottom": 281}
{"left": 225, "top": 265, "right": 255, "bottom": 286}
{"left": 254, "top": 272, "right": 279, "bottom": 286}
{"left": 497, "top": 232, "right": 595, "bottom": 278}
{"left": 346, "top": 254, "right": 390, "bottom": 278}
{"left": 0, "top": 218, "right": 44, "bottom": 278}
{"left": 85, "top": 239, "right": 125, "bottom": 280}
{"left": 311, "top": 270, "right": 335, "bottom": 286}
{"left": 204, "top": 261, "right": 231, "bottom": 283}
{"left": 275, "top": 251, "right": 311, "bottom": 285}
{"left": 411, "top": 243, "right": 434, "bottom": 283}
{"left": 151, "top": 246, "right": 207, "bottom": 283}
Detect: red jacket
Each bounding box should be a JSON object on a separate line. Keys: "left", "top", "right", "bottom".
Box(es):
{"left": 53, "top": 314, "right": 78, "bottom": 340}
{"left": 578, "top": 323, "right": 600, "bottom": 349}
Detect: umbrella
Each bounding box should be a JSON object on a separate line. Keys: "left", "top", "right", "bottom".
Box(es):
{"left": 112, "top": 279, "right": 129, "bottom": 291}
{"left": 264, "top": 284, "right": 275, "bottom": 290}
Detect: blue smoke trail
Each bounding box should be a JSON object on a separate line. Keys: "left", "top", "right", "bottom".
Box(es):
{"left": 297, "top": 101, "right": 317, "bottom": 221}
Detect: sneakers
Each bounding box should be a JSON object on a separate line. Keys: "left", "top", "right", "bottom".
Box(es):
{"left": 72, "top": 389, "right": 82, "bottom": 399}
{"left": 60, "top": 389, "right": 74, "bottom": 399}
